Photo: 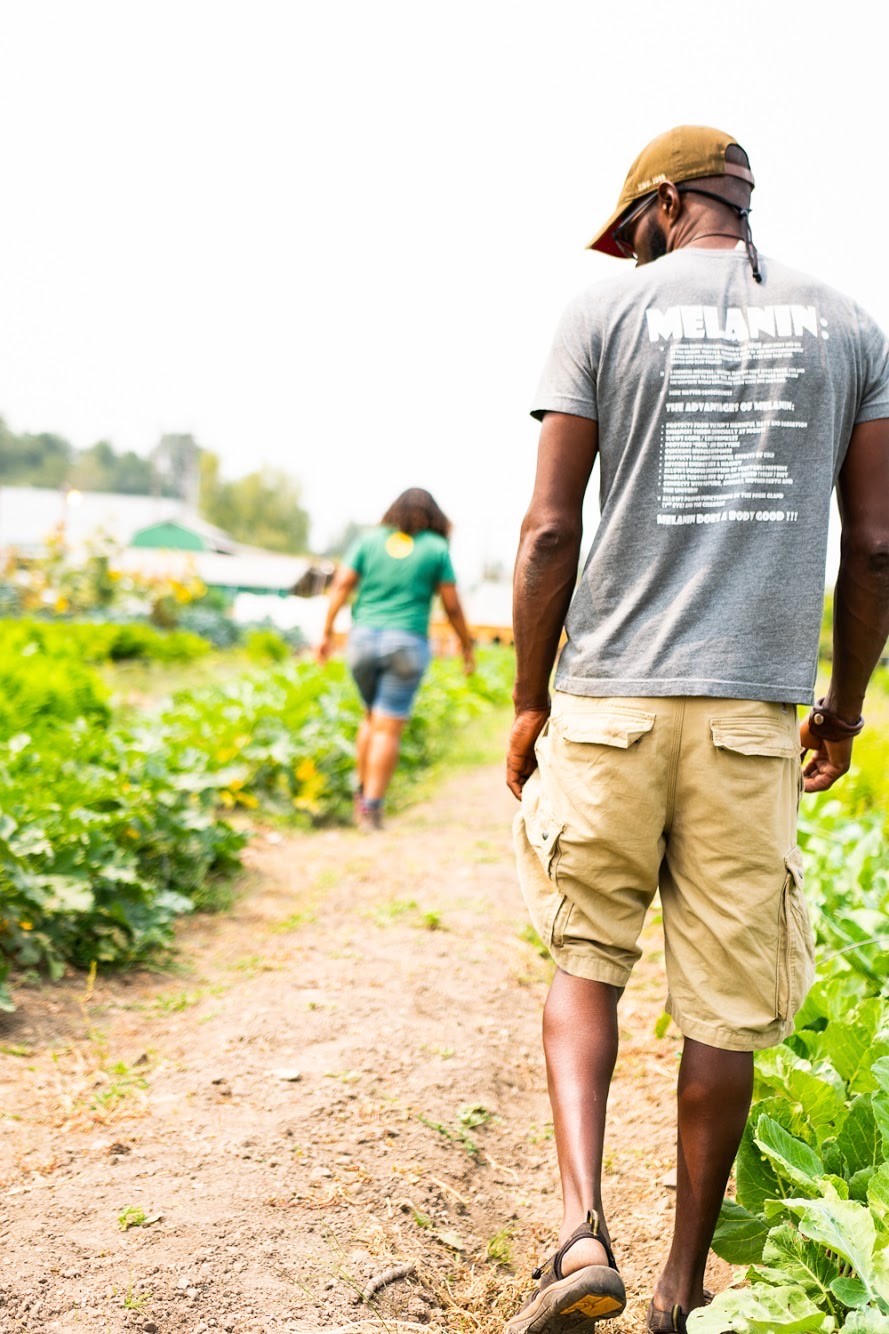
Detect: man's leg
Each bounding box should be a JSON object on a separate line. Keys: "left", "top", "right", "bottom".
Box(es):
{"left": 542, "top": 969, "right": 622, "bottom": 1270}
{"left": 652, "top": 1038, "right": 753, "bottom": 1315}
{"left": 364, "top": 712, "right": 406, "bottom": 801}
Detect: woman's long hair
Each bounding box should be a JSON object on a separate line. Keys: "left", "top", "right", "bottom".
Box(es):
{"left": 381, "top": 488, "right": 451, "bottom": 538}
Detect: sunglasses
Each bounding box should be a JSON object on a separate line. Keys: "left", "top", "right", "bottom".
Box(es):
{"left": 611, "top": 184, "right": 753, "bottom": 262}
{"left": 612, "top": 192, "right": 659, "bottom": 258}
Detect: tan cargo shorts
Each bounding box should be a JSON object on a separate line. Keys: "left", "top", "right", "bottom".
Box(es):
{"left": 514, "top": 694, "right": 815, "bottom": 1051}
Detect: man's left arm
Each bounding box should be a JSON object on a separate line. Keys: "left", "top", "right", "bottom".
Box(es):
{"left": 507, "top": 411, "right": 598, "bottom": 798}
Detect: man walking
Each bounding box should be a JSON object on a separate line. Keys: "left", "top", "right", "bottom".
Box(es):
{"left": 506, "top": 126, "right": 889, "bottom": 1333}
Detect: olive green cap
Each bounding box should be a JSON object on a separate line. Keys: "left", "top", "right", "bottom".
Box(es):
{"left": 588, "top": 125, "right": 755, "bottom": 257}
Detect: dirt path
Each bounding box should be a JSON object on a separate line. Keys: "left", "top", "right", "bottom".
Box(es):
{"left": 0, "top": 757, "right": 731, "bottom": 1334}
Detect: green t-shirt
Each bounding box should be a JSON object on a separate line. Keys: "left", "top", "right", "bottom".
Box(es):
{"left": 346, "top": 526, "right": 457, "bottom": 637}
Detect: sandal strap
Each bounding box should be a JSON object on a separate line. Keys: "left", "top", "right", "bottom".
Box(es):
{"left": 531, "top": 1210, "right": 619, "bottom": 1283}
{"left": 647, "top": 1291, "right": 714, "bottom": 1333}
{"left": 647, "top": 1303, "right": 686, "bottom": 1333}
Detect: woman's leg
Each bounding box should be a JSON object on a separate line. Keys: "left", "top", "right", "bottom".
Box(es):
{"left": 364, "top": 713, "right": 406, "bottom": 801}
{"left": 356, "top": 712, "right": 373, "bottom": 792}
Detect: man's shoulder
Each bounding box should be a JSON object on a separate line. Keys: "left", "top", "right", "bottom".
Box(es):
{"left": 759, "top": 255, "right": 855, "bottom": 303}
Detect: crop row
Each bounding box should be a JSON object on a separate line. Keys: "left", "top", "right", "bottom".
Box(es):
{"left": 694, "top": 805, "right": 889, "bottom": 1331}
{"left": 0, "top": 642, "right": 513, "bottom": 1010}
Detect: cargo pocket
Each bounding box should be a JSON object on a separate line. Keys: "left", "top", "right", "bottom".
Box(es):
{"left": 776, "top": 846, "right": 815, "bottom": 1021}
{"left": 555, "top": 709, "right": 655, "bottom": 751}
{"left": 710, "top": 718, "right": 800, "bottom": 760}
{"left": 551, "top": 893, "right": 574, "bottom": 950}
{"left": 521, "top": 772, "right": 564, "bottom": 882}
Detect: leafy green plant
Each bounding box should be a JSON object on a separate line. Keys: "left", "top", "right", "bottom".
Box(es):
{"left": 117, "top": 1206, "right": 147, "bottom": 1231}
{"left": 0, "top": 642, "right": 513, "bottom": 1009}
{"left": 487, "top": 1226, "right": 514, "bottom": 1267}
{"left": 695, "top": 808, "right": 889, "bottom": 1332}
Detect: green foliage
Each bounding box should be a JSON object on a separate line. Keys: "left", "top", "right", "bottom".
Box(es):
{"left": 160, "top": 648, "right": 513, "bottom": 824}
{"left": 0, "top": 721, "right": 247, "bottom": 1009}
{"left": 0, "top": 418, "right": 179, "bottom": 495}
{"left": 0, "top": 418, "right": 73, "bottom": 487}
{"left": 0, "top": 618, "right": 210, "bottom": 675}
{"left": 199, "top": 452, "right": 309, "bottom": 554}
{"left": 0, "top": 640, "right": 513, "bottom": 1009}
{"left": 244, "top": 627, "right": 290, "bottom": 662}
{"left": 71, "top": 440, "right": 153, "bottom": 494}
{"left": 0, "top": 644, "right": 109, "bottom": 736}
{"left": 177, "top": 604, "right": 241, "bottom": 648}
{"left": 699, "top": 800, "right": 889, "bottom": 1332}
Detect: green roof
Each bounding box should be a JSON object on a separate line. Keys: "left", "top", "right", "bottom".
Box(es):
{"left": 130, "top": 521, "right": 207, "bottom": 551}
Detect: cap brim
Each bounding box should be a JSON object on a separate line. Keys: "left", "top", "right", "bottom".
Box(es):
{"left": 585, "top": 200, "right": 634, "bottom": 257}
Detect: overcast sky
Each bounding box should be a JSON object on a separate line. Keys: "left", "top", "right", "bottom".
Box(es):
{"left": 0, "top": 0, "right": 883, "bottom": 582}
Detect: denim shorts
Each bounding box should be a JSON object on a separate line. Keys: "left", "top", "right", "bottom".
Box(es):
{"left": 347, "top": 626, "right": 431, "bottom": 719}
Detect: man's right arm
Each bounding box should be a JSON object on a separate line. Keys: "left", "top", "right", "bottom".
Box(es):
{"left": 507, "top": 412, "right": 598, "bottom": 798}
{"left": 801, "top": 418, "right": 889, "bottom": 791}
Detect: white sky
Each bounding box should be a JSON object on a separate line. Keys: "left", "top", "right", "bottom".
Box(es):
{"left": 0, "top": 0, "right": 884, "bottom": 583}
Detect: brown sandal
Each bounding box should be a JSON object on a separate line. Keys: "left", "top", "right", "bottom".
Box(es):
{"left": 647, "top": 1289, "right": 714, "bottom": 1333}
{"left": 504, "top": 1211, "right": 626, "bottom": 1333}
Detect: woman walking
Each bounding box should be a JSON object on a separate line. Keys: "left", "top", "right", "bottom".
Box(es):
{"left": 317, "top": 488, "right": 474, "bottom": 830}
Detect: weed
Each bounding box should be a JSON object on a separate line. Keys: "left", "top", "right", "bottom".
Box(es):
{"left": 233, "top": 954, "right": 272, "bottom": 977}
{"left": 122, "top": 1283, "right": 152, "bottom": 1312}
{"left": 147, "top": 990, "right": 202, "bottom": 1015}
{"left": 518, "top": 924, "right": 549, "bottom": 959}
{"left": 91, "top": 1058, "right": 151, "bottom": 1113}
{"left": 271, "top": 909, "right": 317, "bottom": 933}
{"left": 422, "top": 910, "right": 443, "bottom": 931}
{"left": 313, "top": 868, "right": 340, "bottom": 891}
{"left": 486, "top": 1225, "right": 514, "bottom": 1267}
{"left": 413, "top": 1210, "right": 433, "bottom": 1229}
{"left": 527, "top": 1121, "right": 554, "bottom": 1143}
{"left": 372, "top": 898, "right": 419, "bottom": 926}
{"left": 653, "top": 1011, "right": 672, "bottom": 1039}
{"left": 418, "top": 1113, "right": 480, "bottom": 1158}
{"left": 458, "top": 1103, "right": 494, "bottom": 1129}
{"left": 118, "top": 1206, "right": 147, "bottom": 1231}
{"left": 0, "top": 1043, "right": 32, "bottom": 1057}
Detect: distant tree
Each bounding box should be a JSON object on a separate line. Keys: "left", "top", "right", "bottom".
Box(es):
{"left": 151, "top": 433, "right": 201, "bottom": 504}
{"left": 70, "top": 440, "right": 116, "bottom": 491}
{"left": 200, "top": 453, "right": 310, "bottom": 553}
{"left": 111, "top": 449, "right": 154, "bottom": 494}
{"left": 322, "top": 519, "right": 366, "bottom": 559}
{"left": 0, "top": 419, "right": 73, "bottom": 487}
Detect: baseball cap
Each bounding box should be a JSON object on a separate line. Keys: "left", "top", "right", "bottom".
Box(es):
{"left": 588, "top": 125, "right": 755, "bottom": 257}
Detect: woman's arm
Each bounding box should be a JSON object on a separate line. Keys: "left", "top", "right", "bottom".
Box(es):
{"left": 439, "top": 583, "right": 475, "bottom": 675}
{"left": 315, "top": 566, "right": 359, "bottom": 663}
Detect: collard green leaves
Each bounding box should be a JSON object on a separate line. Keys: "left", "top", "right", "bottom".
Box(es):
{"left": 710, "top": 806, "right": 889, "bottom": 1327}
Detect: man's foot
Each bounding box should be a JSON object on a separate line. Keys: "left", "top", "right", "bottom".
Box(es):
{"left": 647, "top": 1289, "right": 713, "bottom": 1333}
{"left": 504, "top": 1212, "right": 625, "bottom": 1333}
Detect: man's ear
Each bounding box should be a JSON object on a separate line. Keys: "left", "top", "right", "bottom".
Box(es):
{"left": 657, "top": 181, "right": 682, "bottom": 223}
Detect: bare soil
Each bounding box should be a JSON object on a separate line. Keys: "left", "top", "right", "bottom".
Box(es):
{"left": 0, "top": 753, "right": 731, "bottom": 1334}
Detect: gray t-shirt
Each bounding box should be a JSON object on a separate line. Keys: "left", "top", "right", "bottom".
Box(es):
{"left": 532, "top": 247, "right": 889, "bottom": 704}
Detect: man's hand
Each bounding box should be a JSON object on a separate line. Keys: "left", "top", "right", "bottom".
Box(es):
{"left": 314, "top": 633, "right": 334, "bottom": 666}
{"left": 462, "top": 644, "right": 476, "bottom": 676}
{"left": 507, "top": 707, "right": 550, "bottom": 799}
{"left": 799, "top": 716, "right": 853, "bottom": 793}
